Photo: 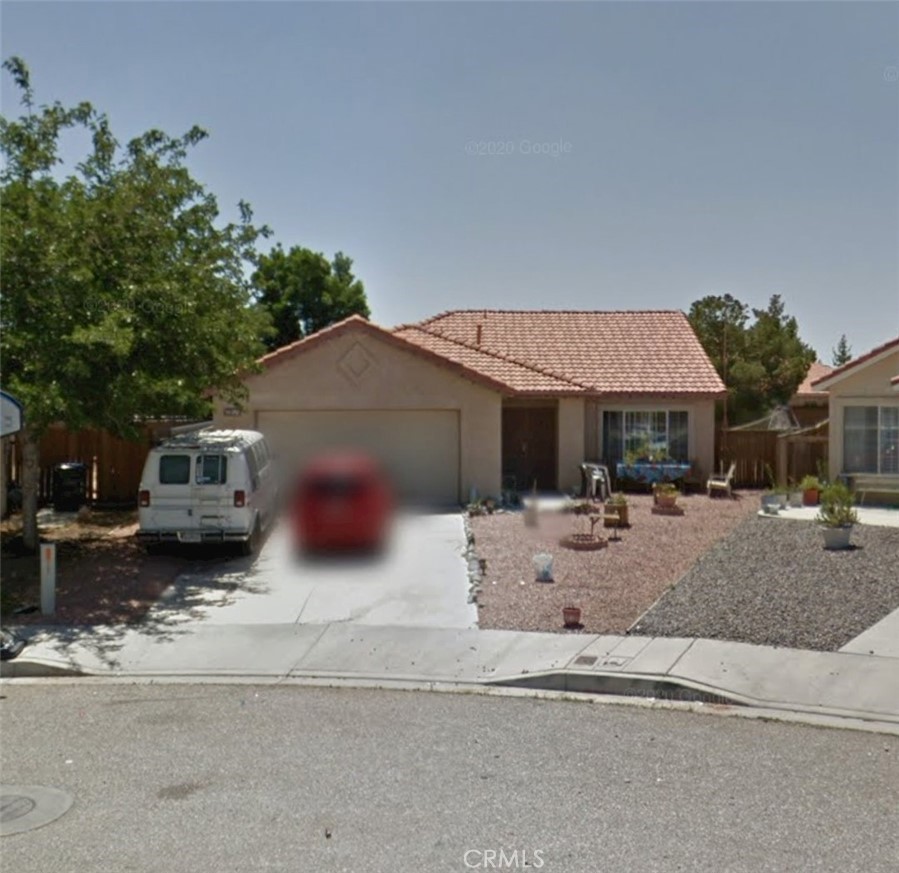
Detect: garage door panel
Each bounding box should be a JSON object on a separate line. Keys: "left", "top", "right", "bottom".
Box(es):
{"left": 258, "top": 410, "right": 460, "bottom": 504}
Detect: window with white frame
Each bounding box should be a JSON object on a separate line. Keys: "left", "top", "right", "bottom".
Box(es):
{"left": 843, "top": 405, "right": 899, "bottom": 474}
{"left": 602, "top": 410, "right": 689, "bottom": 463}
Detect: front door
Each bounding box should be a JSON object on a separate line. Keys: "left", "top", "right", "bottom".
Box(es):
{"left": 502, "top": 406, "right": 558, "bottom": 491}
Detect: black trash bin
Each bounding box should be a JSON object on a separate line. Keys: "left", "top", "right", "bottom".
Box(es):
{"left": 52, "top": 462, "right": 89, "bottom": 512}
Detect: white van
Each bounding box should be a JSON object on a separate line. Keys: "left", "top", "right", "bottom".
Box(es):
{"left": 137, "top": 429, "right": 278, "bottom": 553}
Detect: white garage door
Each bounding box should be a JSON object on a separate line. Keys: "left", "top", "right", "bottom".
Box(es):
{"left": 258, "top": 410, "right": 461, "bottom": 505}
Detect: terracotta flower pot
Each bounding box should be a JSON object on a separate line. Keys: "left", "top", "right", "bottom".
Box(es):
{"left": 803, "top": 488, "right": 819, "bottom": 507}
{"left": 656, "top": 494, "right": 678, "bottom": 510}
{"left": 562, "top": 606, "right": 581, "bottom": 628}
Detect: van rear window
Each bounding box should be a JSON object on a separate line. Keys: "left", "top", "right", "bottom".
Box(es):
{"left": 196, "top": 454, "right": 228, "bottom": 485}
{"left": 159, "top": 455, "right": 191, "bottom": 484}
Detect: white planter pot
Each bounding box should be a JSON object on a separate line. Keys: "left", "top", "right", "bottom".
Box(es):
{"left": 821, "top": 525, "right": 853, "bottom": 550}
{"left": 788, "top": 491, "right": 803, "bottom": 508}
{"left": 761, "top": 495, "right": 780, "bottom": 514}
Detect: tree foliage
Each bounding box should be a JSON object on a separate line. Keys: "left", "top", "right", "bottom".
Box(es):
{"left": 1, "top": 57, "right": 271, "bottom": 546}
{"left": 252, "top": 245, "right": 370, "bottom": 351}
{"left": 688, "top": 293, "right": 817, "bottom": 425}
{"left": 832, "top": 334, "right": 852, "bottom": 367}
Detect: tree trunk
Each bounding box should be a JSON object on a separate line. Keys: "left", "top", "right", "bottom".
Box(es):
{"left": 21, "top": 427, "right": 41, "bottom": 552}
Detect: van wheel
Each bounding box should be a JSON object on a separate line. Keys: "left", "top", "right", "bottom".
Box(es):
{"left": 240, "top": 519, "right": 261, "bottom": 556}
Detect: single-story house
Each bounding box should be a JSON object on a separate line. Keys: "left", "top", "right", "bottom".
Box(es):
{"left": 790, "top": 361, "right": 833, "bottom": 428}
{"left": 213, "top": 310, "right": 725, "bottom": 503}
{"left": 811, "top": 336, "right": 899, "bottom": 501}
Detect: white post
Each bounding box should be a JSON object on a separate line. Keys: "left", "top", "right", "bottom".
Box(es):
{"left": 40, "top": 542, "right": 56, "bottom": 616}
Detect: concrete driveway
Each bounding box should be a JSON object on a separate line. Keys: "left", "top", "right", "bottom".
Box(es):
{"left": 147, "top": 511, "right": 477, "bottom": 629}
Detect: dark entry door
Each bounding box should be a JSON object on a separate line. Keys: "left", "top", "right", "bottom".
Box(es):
{"left": 502, "top": 406, "right": 558, "bottom": 491}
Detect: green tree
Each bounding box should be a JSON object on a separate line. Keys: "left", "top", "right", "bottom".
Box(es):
{"left": 687, "top": 294, "right": 750, "bottom": 427}
{"left": 688, "top": 293, "right": 816, "bottom": 425}
{"left": 1, "top": 57, "right": 271, "bottom": 550}
{"left": 741, "top": 294, "right": 817, "bottom": 419}
{"left": 832, "top": 334, "right": 852, "bottom": 367}
{"left": 252, "top": 244, "right": 370, "bottom": 350}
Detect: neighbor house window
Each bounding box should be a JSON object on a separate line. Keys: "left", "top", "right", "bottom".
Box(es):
{"left": 159, "top": 455, "right": 191, "bottom": 484}
{"left": 196, "top": 454, "right": 228, "bottom": 485}
{"left": 844, "top": 406, "right": 899, "bottom": 474}
{"left": 602, "top": 411, "right": 689, "bottom": 463}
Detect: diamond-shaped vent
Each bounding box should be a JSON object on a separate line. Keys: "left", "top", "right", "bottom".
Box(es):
{"left": 338, "top": 342, "right": 376, "bottom": 385}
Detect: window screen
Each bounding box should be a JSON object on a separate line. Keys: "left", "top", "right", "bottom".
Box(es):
{"left": 159, "top": 455, "right": 191, "bottom": 484}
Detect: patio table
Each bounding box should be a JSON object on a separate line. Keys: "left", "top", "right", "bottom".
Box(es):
{"left": 615, "top": 462, "right": 692, "bottom": 484}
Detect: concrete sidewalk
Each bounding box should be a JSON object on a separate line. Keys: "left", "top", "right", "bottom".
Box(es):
{"left": 757, "top": 505, "right": 899, "bottom": 527}
{"left": 4, "top": 622, "right": 897, "bottom": 730}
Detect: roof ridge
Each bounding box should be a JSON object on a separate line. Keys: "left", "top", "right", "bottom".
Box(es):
{"left": 413, "top": 309, "right": 687, "bottom": 317}
{"left": 404, "top": 323, "right": 593, "bottom": 391}
{"left": 258, "top": 314, "right": 370, "bottom": 364}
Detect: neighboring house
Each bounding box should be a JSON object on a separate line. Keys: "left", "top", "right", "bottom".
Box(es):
{"left": 790, "top": 361, "right": 833, "bottom": 428}
{"left": 213, "top": 310, "right": 724, "bottom": 503}
{"left": 811, "top": 336, "right": 899, "bottom": 500}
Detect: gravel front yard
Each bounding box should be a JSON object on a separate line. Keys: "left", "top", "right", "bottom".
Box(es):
{"left": 632, "top": 514, "right": 899, "bottom": 651}
{"left": 471, "top": 493, "right": 758, "bottom": 634}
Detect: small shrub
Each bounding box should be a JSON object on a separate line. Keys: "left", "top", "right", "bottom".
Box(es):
{"left": 816, "top": 482, "right": 858, "bottom": 527}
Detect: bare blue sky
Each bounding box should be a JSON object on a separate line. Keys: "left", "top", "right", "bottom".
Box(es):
{"left": 3, "top": 1, "right": 898, "bottom": 362}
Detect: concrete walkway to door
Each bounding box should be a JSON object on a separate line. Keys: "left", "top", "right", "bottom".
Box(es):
{"left": 145, "top": 512, "right": 477, "bottom": 629}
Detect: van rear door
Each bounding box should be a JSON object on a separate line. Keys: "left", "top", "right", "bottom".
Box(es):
{"left": 143, "top": 452, "right": 195, "bottom": 533}
{"left": 192, "top": 453, "right": 236, "bottom": 535}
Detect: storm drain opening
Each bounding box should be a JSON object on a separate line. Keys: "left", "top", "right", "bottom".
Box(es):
{"left": 491, "top": 673, "right": 746, "bottom": 707}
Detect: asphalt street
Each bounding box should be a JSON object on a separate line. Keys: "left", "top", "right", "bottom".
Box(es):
{"left": 1, "top": 684, "right": 897, "bottom": 873}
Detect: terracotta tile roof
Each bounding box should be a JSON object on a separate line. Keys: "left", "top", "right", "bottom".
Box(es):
{"left": 392, "top": 325, "right": 588, "bottom": 394}
{"left": 811, "top": 336, "right": 899, "bottom": 389}
{"left": 398, "top": 310, "right": 725, "bottom": 395}
{"left": 793, "top": 361, "right": 833, "bottom": 399}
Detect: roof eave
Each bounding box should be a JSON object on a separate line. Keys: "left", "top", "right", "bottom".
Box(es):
{"left": 811, "top": 338, "right": 899, "bottom": 390}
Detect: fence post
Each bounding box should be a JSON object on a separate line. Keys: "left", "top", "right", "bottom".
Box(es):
{"left": 776, "top": 436, "right": 789, "bottom": 486}
{"left": 40, "top": 542, "right": 56, "bottom": 615}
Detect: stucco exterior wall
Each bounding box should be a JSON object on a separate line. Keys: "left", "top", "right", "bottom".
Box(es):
{"left": 557, "top": 398, "right": 586, "bottom": 493}
{"left": 212, "top": 327, "right": 503, "bottom": 501}
{"left": 584, "top": 397, "right": 717, "bottom": 480}
{"left": 824, "top": 349, "right": 899, "bottom": 483}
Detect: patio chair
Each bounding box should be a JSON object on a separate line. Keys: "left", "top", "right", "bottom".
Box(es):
{"left": 707, "top": 462, "right": 736, "bottom": 499}
{"left": 580, "top": 463, "right": 610, "bottom": 501}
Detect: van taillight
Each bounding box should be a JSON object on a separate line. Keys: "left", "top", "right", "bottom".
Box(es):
{"left": 139, "top": 490, "right": 150, "bottom": 507}
{"left": 234, "top": 490, "right": 246, "bottom": 507}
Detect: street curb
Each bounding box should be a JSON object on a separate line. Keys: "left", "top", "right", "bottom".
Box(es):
{"left": 486, "top": 668, "right": 899, "bottom": 726}
{"left": 0, "top": 657, "right": 84, "bottom": 678}
{"left": 3, "top": 660, "right": 897, "bottom": 734}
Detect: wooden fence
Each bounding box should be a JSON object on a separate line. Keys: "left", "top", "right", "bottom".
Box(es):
{"left": 716, "top": 422, "right": 829, "bottom": 488}
{"left": 4, "top": 419, "right": 196, "bottom": 507}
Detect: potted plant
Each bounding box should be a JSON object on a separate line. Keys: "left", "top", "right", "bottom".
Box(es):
{"left": 604, "top": 492, "right": 629, "bottom": 527}
{"left": 760, "top": 490, "right": 781, "bottom": 514}
{"left": 787, "top": 479, "right": 803, "bottom": 508}
{"left": 653, "top": 482, "right": 679, "bottom": 509}
{"left": 800, "top": 475, "right": 821, "bottom": 507}
{"left": 816, "top": 481, "right": 858, "bottom": 550}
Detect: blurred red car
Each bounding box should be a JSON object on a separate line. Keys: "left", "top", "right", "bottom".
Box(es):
{"left": 291, "top": 452, "right": 393, "bottom": 554}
